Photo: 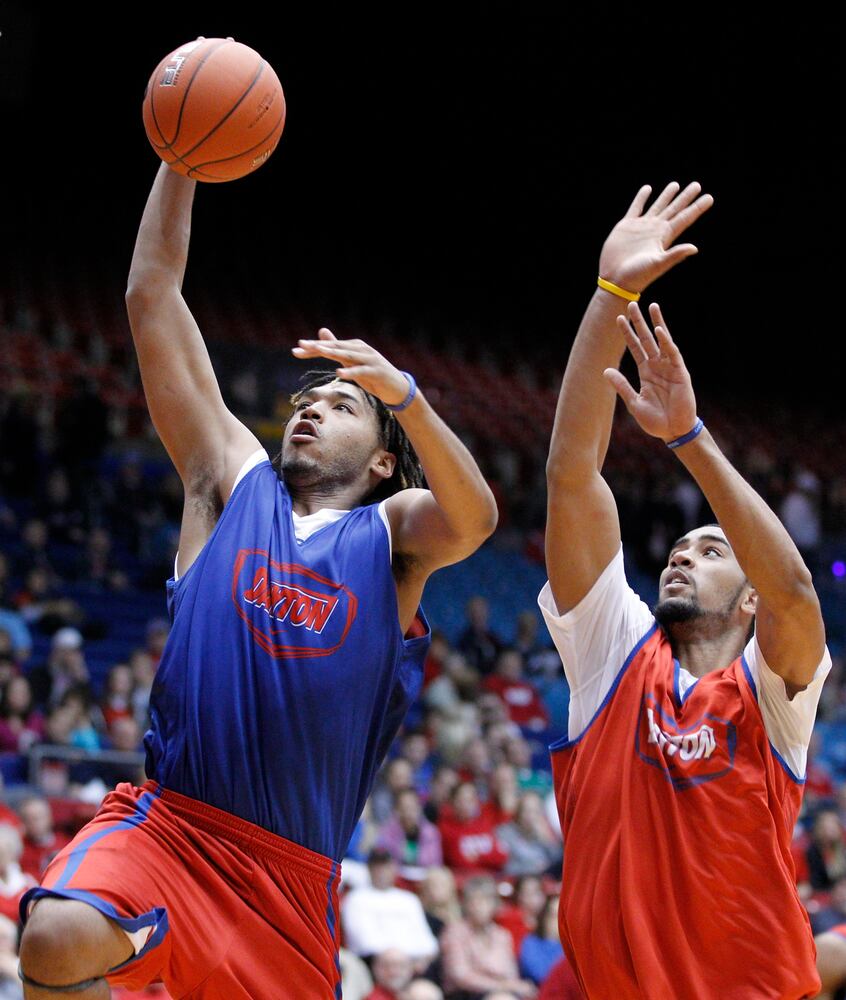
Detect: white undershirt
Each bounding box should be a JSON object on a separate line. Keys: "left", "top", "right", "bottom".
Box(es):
{"left": 538, "top": 546, "right": 831, "bottom": 778}
{"left": 174, "top": 448, "right": 392, "bottom": 569}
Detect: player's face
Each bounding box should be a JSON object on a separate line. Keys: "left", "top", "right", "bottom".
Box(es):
{"left": 655, "top": 526, "right": 753, "bottom": 630}
{"left": 280, "top": 381, "right": 393, "bottom": 491}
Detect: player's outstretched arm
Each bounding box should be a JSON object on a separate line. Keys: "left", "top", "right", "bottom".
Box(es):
{"left": 605, "top": 302, "right": 825, "bottom": 690}
{"left": 546, "top": 182, "right": 713, "bottom": 614}
{"left": 292, "top": 330, "right": 498, "bottom": 574}
{"left": 125, "top": 163, "right": 260, "bottom": 496}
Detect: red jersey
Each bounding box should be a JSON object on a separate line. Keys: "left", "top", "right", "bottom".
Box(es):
{"left": 552, "top": 626, "right": 818, "bottom": 999}
{"left": 481, "top": 675, "right": 549, "bottom": 728}
{"left": 438, "top": 812, "right": 508, "bottom": 877}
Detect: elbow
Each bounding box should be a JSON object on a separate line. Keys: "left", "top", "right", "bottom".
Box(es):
{"left": 126, "top": 271, "right": 166, "bottom": 306}
{"left": 546, "top": 445, "right": 595, "bottom": 493}
{"left": 476, "top": 488, "right": 500, "bottom": 541}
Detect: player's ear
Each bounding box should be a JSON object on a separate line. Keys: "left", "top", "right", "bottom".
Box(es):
{"left": 371, "top": 449, "right": 396, "bottom": 482}
{"left": 740, "top": 586, "right": 758, "bottom": 617}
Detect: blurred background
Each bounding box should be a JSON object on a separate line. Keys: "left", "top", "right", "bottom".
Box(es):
{"left": 0, "top": 7, "right": 844, "bottom": 999}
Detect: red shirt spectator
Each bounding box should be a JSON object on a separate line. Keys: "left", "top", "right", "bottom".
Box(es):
{"left": 438, "top": 781, "right": 508, "bottom": 882}
{"left": 481, "top": 649, "right": 549, "bottom": 730}
{"left": 481, "top": 762, "right": 520, "bottom": 827}
{"left": 495, "top": 875, "right": 547, "bottom": 955}
{"left": 17, "top": 795, "right": 72, "bottom": 880}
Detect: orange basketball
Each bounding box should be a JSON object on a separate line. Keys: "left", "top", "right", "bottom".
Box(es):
{"left": 142, "top": 37, "right": 286, "bottom": 183}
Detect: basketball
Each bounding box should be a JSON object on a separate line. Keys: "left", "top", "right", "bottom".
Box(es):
{"left": 142, "top": 37, "right": 286, "bottom": 183}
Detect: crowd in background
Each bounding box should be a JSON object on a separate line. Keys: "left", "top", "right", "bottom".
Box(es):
{"left": 1, "top": 299, "right": 846, "bottom": 999}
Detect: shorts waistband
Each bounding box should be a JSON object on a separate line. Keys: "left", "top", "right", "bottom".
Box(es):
{"left": 142, "top": 781, "right": 338, "bottom": 882}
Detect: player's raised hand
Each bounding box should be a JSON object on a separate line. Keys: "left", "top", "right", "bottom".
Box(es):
{"left": 603, "top": 302, "right": 698, "bottom": 442}
{"left": 598, "top": 181, "right": 714, "bottom": 293}
{"left": 292, "top": 329, "right": 413, "bottom": 408}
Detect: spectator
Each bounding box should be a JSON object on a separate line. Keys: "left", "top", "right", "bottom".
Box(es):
{"left": 12, "top": 518, "right": 55, "bottom": 582}
{"left": 481, "top": 650, "right": 548, "bottom": 732}
{"left": 496, "top": 792, "right": 562, "bottom": 878}
{"left": 438, "top": 781, "right": 508, "bottom": 882}
{"left": 62, "top": 684, "right": 104, "bottom": 752}
{"left": 495, "top": 875, "right": 547, "bottom": 956}
{"left": 401, "top": 980, "right": 443, "bottom": 1000}
{"left": 422, "top": 630, "right": 452, "bottom": 690}
{"left": 0, "top": 912, "right": 23, "bottom": 1000}
{"left": 0, "top": 823, "right": 35, "bottom": 924}
{"left": 780, "top": 468, "right": 822, "bottom": 571}
{"left": 144, "top": 616, "right": 171, "bottom": 666}
{"left": 340, "top": 848, "right": 439, "bottom": 966}
{"left": 400, "top": 728, "right": 437, "bottom": 795}
{"left": 34, "top": 467, "right": 86, "bottom": 546}
{"left": 456, "top": 737, "right": 493, "bottom": 790}
{"left": 518, "top": 895, "right": 564, "bottom": 986}
{"left": 12, "top": 566, "right": 86, "bottom": 636}
{"left": 805, "top": 807, "right": 846, "bottom": 893}
{"left": 366, "top": 948, "right": 415, "bottom": 1000}
{"left": 372, "top": 757, "right": 416, "bottom": 825}
{"left": 0, "top": 675, "right": 44, "bottom": 753}
{"left": 341, "top": 947, "right": 375, "bottom": 1000}
{"left": 423, "top": 765, "right": 460, "bottom": 825}
{"left": 0, "top": 609, "right": 31, "bottom": 667}
{"left": 810, "top": 875, "right": 846, "bottom": 935}
{"left": 101, "top": 662, "right": 136, "bottom": 732}
{"left": 129, "top": 648, "right": 157, "bottom": 732}
{"left": 25, "top": 626, "right": 89, "bottom": 710}
{"left": 419, "top": 866, "right": 462, "bottom": 939}
{"left": 512, "top": 611, "right": 562, "bottom": 685}
{"left": 376, "top": 788, "right": 443, "bottom": 878}
{"left": 457, "top": 597, "right": 504, "bottom": 677}
{"left": 347, "top": 797, "right": 382, "bottom": 869}
{"left": 481, "top": 763, "right": 519, "bottom": 828}
{"left": 76, "top": 526, "right": 130, "bottom": 591}
{"left": 17, "top": 795, "right": 71, "bottom": 880}
{"left": 440, "top": 875, "right": 537, "bottom": 999}
{"left": 0, "top": 656, "right": 16, "bottom": 695}
{"left": 501, "top": 735, "right": 551, "bottom": 797}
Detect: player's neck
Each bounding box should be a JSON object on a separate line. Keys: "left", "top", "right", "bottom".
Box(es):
{"left": 668, "top": 625, "right": 746, "bottom": 679}
{"left": 288, "top": 483, "right": 364, "bottom": 515}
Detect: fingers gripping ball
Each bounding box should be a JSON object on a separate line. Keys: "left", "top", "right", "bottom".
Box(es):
{"left": 142, "top": 37, "right": 286, "bottom": 182}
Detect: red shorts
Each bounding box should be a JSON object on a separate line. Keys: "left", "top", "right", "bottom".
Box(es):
{"left": 22, "top": 781, "right": 343, "bottom": 999}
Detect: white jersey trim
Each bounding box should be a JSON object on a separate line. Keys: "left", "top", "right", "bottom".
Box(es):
{"left": 538, "top": 545, "right": 830, "bottom": 774}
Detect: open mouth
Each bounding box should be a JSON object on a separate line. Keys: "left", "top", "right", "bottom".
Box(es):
{"left": 290, "top": 420, "right": 319, "bottom": 442}
{"left": 664, "top": 570, "right": 691, "bottom": 588}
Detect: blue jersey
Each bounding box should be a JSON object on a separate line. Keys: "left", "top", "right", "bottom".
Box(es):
{"left": 144, "top": 454, "right": 431, "bottom": 860}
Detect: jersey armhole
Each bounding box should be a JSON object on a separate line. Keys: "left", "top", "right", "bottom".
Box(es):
{"left": 377, "top": 499, "right": 392, "bottom": 560}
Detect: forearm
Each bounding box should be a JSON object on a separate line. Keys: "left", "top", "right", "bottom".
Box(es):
{"left": 547, "top": 289, "right": 629, "bottom": 484}
{"left": 397, "top": 390, "right": 498, "bottom": 540}
{"left": 673, "top": 428, "right": 815, "bottom": 604}
{"left": 126, "top": 163, "right": 196, "bottom": 296}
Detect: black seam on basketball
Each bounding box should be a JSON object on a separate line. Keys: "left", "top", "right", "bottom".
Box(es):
{"left": 150, "top": 38, "right": 227, "bottom": 149}
{"left": 177, "top": 59, "right": 269, "bottom": 161}
{"left": 184, "top": 106, "right": 285, "bottom": 177}
{"left": 169, "top": 39, "right": 232, "bottom": 150}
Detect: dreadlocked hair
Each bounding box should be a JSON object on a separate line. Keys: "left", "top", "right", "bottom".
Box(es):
{"left": 275, "top": 368, "right": 426, "bottom": 504}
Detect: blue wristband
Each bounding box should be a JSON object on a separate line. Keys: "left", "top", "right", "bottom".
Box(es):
{"left": 385, "top": 371, "right": 417, "bottom": 412}
{"left": 666, "top": 418, "right": 704, "bottom": 450}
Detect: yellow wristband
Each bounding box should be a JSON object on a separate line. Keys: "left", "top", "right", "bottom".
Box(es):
{"left": 597, "top": 276, "right": 641, "bottom": 302}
